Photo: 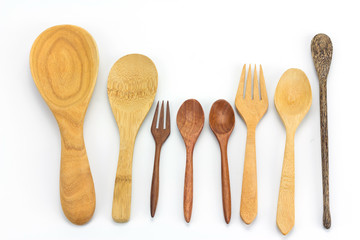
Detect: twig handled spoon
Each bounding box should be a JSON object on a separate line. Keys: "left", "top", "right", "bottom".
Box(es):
{"left": 209, "top": 99, "right": 235, "bottom": 224}
{"left": 275, "top": 69, "right": 312, "bottom": 235}
{"left": 30, "top": 25, "right": 98, "bottom": 225}
{"left": 177, "top": 99, "right": 204, "bottom": 223}
{"left": 311, "top": 34, "right": 333, "bottom": 229}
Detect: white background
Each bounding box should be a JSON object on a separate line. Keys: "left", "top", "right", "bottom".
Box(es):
{"left": 0, "top": 0, "right": 358, "bottom": 239}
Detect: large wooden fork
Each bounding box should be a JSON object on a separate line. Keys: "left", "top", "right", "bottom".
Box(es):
{"left": 235, "top": 64, "right": 268, "bottom": 224}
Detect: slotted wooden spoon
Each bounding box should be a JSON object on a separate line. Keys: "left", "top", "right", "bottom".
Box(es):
{"left": 30, "top": 25, "right": 98, "bottom": 225}
{"left": 108, "top": 54, "right": 158, "bottom": 223}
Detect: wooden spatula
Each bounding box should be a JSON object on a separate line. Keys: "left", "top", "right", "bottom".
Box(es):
{"left": 30, "top": 25, "right": 98, "bottom": 225}
{"left": 107, "top": 54, "right": 158, "bottom": 222}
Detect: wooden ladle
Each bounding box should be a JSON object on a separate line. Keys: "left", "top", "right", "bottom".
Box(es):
{"left": 177, "top": 99, "right": 205, "bottom": 223}
{"left": 30, "top": 25, "right": 98, "bottom": 225}
{"left": 311, "top": 33, "right": 333, "bottom": 229}
{"left": 275, "top": 69, "right": 312, "bottom": 235}
{"left": 108, "top": 54, "right": 157, "bottom": 223}
{"left": 209, "top": 99, "right": 235, "bottom": 224}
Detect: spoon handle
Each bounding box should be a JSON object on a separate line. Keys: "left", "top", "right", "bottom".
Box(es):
{"left": 276, "top": 131, "right": 295, "bottom": 235}
{"left": 59, "top": 121, "right": 95, "bottom": 225}
{"left": 112, "top": 137, "right": 135, "bottom": 223}
{"left": 240, "top": 127, "right": 257, "bottom": 224}
{"left": 220, "top": 142, "right": 231, "bottom": 224}
{"left": 150, "top": 143, "right": 162, "bottom": 217}
{"left": 184, "top": 146, "right": 194, "bottom": 223}
{"left": 319, "top": 82, "right": 331, "bottom": 229}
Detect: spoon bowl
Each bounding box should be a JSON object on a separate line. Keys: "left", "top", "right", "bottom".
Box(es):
{"left": 30, "top": 25, "right": 98, "bottom": 225}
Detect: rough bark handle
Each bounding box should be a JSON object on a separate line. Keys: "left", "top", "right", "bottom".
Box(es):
{"left": 220, "top": 142, "right": 231, "bottom": 224}
{"left": 319, "top": 82, "right": 331, "bottom": 229}
{"left": 59, "top": 123, "right": 96, "bottom": 225}
{"left": 112, "top": 139, "right": 135, "bottom": 223}
{"left": 184, "top": 146, "right": 194, "bottom": 223}
{"left": 276, "top": 131, "right": 295, "bottom": 235}
{"left": 150, "top": 143, "right": 162, "bottom": 217}
{"left": 240, "top": 127, "right": 257, "bottom": 224}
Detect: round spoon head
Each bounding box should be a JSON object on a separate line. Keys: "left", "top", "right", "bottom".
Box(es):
{"left": 209, "top": 99, "right": 235, "bottom": 137}
{"left": 30, "top": 25, "right": 99, "bottom": 115}
{"left": 274, "top": 69, "right": 312, "bottom": 130}
{"left": 311, "top": 34, "right": 333, "bottom": 82}
{"left": 176, "top": 99, "right": 205, "bottom": 146}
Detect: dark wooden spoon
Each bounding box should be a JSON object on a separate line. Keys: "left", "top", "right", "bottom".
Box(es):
{"left": 209, "top": 99, "right": 235, "bottom": 224}
{"left": 177, "top": 99, "right": 205, "bottom": 223}
{"left": 311, "top": 33, "right": 333, "bottom": 229}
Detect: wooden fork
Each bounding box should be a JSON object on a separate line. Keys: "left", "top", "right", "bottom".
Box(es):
{"left": 150, "top": 101, "right": 171, "bottom": 217}
{"left": 235, "top": 64, "right": 268, "bottom": 224}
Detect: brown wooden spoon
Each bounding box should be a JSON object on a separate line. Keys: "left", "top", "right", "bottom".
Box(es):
{"left": 30, "top": 25, "right": 98, "bottom": 225}
{"left": 209, "top": 99, "right": 235, "bottom": 224}
{"left": 177, "top": 99, "right": 205, "bottom": 223}
{"left": 311, "top": 33, "right": 333, "bottom": 229}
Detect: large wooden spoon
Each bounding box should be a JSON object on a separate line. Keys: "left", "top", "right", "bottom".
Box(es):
{"left": 209, "top": 99, "right": 235, "bottom": 224}
{"left": 108, "top": 54, "right": 158, "bottom": 223}
{"left": 311, "top": 33, "right": 333, "bottom": 229}
{"left": 274, "top": 69, "right": 312, "bottom": 235}
{"left": 30, "top": 25, "right": 98, "bottom": 225}
{"left": 177, "top": 99, "right": 204, "bottom": 223}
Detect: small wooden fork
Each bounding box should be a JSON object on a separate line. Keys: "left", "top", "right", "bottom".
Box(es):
{"left": 150, "top": 101, "right": 171, "bottom": 217}
{"left": 235, "top": 64, "right": 268, "bottom": 224}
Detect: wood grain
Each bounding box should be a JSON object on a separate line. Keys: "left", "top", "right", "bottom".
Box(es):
{"left": 30, "top": 25, "right": 98, "bottom": 225}
{"left": 108, "top": 54, "right": 158, "bottom": 223}
{"left": 235, "top": 65, "right": 268, "bottom": 224}
{"left": 274, "top": 69, "right": 312, "bottom": 235}
{"left": 311, "top": 33, "right": 333, "bottom": 229}
{"left": 177, "top": 99, "right": 204, "bottom": 223}
{"left": 209, "top": 99, "right": 235, "bottom": 224}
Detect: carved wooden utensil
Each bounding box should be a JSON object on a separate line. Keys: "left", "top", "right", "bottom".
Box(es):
{"left": 30, "top": 25, "right": 98, "bottom": 225}
{"left": 108, "top": 54, "right": 157, "bottom": 223}
{"left": 275, "top": 69, "right": 312, "bottom": 235}
{"left": 177, "top": 99, "right": 204, "bottom": 223}
{"left": 209, "top": 99, "right": 235, "bottom": 224}
{"left": 150, "top": 101, "right": 171, "bottom": 217}
{"left": 235, "top": 65, "right": 268, "bottom": 224}
{"left": 311, "top": 33, "right": 333, "bottom": 229}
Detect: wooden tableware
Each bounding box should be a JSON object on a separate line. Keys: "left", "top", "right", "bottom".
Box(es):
{"left": 177, "top": 99, "right": 204, "bottom": 223}
{"left": 150, "top": 101, "right": 171, "bottom": 217}
{"left": 235, "top": 65, "right": 268, "bottom": 224}
{"left": 30, "top": 25, "right": 98, "bottom": 225}
{"left": 275, "top": 68, "right": 312, "bottom": 235}
{"left": 209, "top": 99, "right": 235, "bottom": 224}
{"left": 108, "top": 54, "right": 158, "bottom": 222}
{"left": 311, "top": 33, "right": 333, "bottom": 229}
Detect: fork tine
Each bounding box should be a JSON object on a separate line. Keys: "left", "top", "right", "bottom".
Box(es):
{"left": 158, "top": 101, "right": 165, "bottom": 129}
{"left": 151, "top": 101, "right": 159, "bottom": 130}
{"left": 166, "top": 101, "right": 170, "bottom": 130}
{"left": 236, "top": 64, "right": 246, "bottom": 98}
{"left": 253, "top": 65, "right": 259, "bottom": 100}
{"left": 259, "top": 65, "right": 268, "bottom": 101}
{"left": 245, "top": 65, "right": 252, "bottom": 100}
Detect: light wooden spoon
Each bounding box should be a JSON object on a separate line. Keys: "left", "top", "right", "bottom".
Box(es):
{"left": 209, "top": 99, "right": 235, "bottom": 224}
{"left": 108, "top": 54, "right": 158, "bottom": 223}
{"left": 275, "top": 69, "right": 312, "bottom": 235}
{"left": 30, "top": 25, "right": 98, "bottom": 225}
{"left": 177, "top": 99, "right": 204, "bottom": 223}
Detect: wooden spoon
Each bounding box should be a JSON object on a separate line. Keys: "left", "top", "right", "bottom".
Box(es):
{"left": 30, "top": 25, "right": 98, "bottom": 225}
{"left": 108, "top": 54, "right": 158, "bottom": 223}
{"left": 177, "top": 99, "right": 204, "bottom": 223}
{"left": 311, "top": 33, "right": 333, "bottom": 229}
{"left": 209, "top": 99, "right": 235, "bottom": 224}
{"left": 274, "top": 69, "right": 312, "bottom": 235}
